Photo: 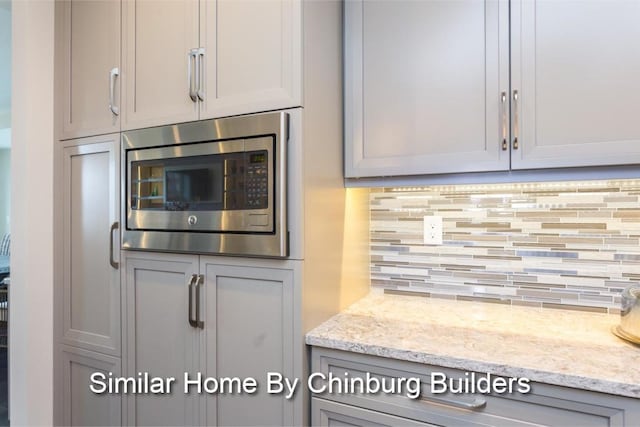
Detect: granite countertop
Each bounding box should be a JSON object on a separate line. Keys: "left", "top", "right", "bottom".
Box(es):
{"left": 305, "top": 291, "right": 640, "bottom": 398}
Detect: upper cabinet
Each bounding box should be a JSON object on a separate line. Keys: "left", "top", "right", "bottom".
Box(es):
{"left": 346, "top": 0, "right": 640, "bottom": 178}
{"left": 59, "top": 0, "right": 302, "bottom": 136}
{"left": 122, "top": 0, "right": 301, "bottom": 131}
{"left": 58, "top": 0, "right": 121, "bottom": 140}
{"left": 200, "top": 0, "right": 302, "bottom": 120}
{"left": 345, "top": 0, "right": 509, "bottom": 178}
{"left": 511, "top": 0, "right": 640, "bottom": 169}
{"left": 121, "top": 0, "right": 200, "bottom": 130}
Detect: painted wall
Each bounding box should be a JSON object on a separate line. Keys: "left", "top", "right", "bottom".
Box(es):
{"left": 11, "top": 0, "right": 54, "bottom": 423}
{"left": 370, "top": 180, "right": 640, "bottom": 314}
{"left": 0, "top": 0, "right": 11, "bottom": 130}
{"left": 0, "top": 148, "right": 9, "bottom": 237}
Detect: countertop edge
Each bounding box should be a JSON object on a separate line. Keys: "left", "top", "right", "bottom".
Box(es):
{"left": 306, "top": 335, "right": 640, "bottom": 399}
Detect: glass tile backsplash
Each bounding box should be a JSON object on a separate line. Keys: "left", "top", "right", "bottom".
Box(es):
{"left": 369, "top": 180, "right": 640, "bottom": 314}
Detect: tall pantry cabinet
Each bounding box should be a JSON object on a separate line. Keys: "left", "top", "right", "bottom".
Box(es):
{"left": 57, "top": 134, "right": 123, "bottom": 426}
{"left": 54, "top": 0, "right": 369, "bottom": 426}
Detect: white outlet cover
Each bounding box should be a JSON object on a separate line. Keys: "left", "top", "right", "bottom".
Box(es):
{"left": 423, "top": 216, "right": 443, "bottom": 245}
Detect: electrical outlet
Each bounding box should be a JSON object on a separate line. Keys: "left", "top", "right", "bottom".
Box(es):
{"left": 423, "top": 216, "right": 443, "bottom": 245}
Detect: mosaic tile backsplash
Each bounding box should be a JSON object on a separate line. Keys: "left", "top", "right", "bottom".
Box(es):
{"left": 369, "top": 180, "right": 640, "bottom": 314}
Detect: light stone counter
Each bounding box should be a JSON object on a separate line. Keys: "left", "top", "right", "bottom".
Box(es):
{"left": 305, "top": 291, "right": 640, "bottom": 398}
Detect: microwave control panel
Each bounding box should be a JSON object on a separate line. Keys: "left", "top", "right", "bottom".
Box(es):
{"left": 245, "top": 152, "right": 269, "bottom": 208}
{"left": 223, "top": 150, "right": 269, "bottom": 210}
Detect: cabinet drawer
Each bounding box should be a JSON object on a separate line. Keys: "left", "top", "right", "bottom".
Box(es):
{"left": 312, "top": 398, "right": 435, "bottom": 427}
{"left": 311, "top": 348, "right": 640, "bottom": 427}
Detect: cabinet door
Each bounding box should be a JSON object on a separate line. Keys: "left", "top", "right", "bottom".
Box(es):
{"left": 60, "top": 345, "right": 122, "bottom": 427}
{"left": 59, "top": 0, "right": 121, "bottom": 139}
{"left": 200, "top": 0, "right": 302, "bottom": 119}
{"left": 312, "top": 398, "right": 435, "bottom": 427}
{"left": 201, "top": 261, "right": 295, "bottom": 426}
{"left": 124, "top": 252, "right": 200, "bottom": 426}
{"left": 62, "top": 135, "right": 120, "bottom": 356}
{"left": 122, "top": 0, "right": 199, "bottom": 130}
{"left": 345, "top": 0, "right": 509, "bottom": 178}
{"left": 511, "top": 0, "right": 640, "bottom": 169}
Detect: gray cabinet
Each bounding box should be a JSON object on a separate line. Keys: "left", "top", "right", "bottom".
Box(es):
{"left": 61, "top": 135, "right": 121, "bottom": 356}
{"left": 346, "top": 0, "right": 640, "bottom": 178}
{"left": 202, "top": 261, "right": 295, "bottom": 426}
{"left": 312, "top": 398, "right": 434, "bottom": 427}
{"left": 60, "top": 345, "right": 122, "bottom": 427}
{"left": 511, "top": 0, "right": 640, "bottom": 169}
{"left": 124, "top": 252, "right": 200, "bottom": 426}
{"left": 122, "top": 0, "right": 301, "bottom": 130}
{"left": 345, "top": 0, "right": 509, "bottom": 178}
{"left": 58, "top": 0, "right": 121, "bottom": 140}
{"left": 124, "top": 252, "right": 296, "bottom": 426}
{"left": 58, "top": 134, "right": 122, "bottom": 426}
{"left": 199, "top": 0, "right": 302, "bottom": 120}
{"left": 121, "top": 0, "right": 200, "bottom": 130}
{"left": 310, "top": 347, "right": 640, "bottom": 427}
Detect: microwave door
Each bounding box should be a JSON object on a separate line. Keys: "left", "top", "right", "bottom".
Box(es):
{"left": 127, "top": 136, "right": 274, "bottom": 233}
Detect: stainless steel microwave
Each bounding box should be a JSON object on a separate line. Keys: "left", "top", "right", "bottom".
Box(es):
{"left": 122, "top": 111, "right": 288, "bottom": 258}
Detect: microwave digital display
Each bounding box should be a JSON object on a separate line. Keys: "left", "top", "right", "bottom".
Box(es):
{"left": 250, "top": 153, "right": 266, "bottom": 164}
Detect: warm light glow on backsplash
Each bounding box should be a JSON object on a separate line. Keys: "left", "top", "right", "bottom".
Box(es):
{"left": 369, "top": 179, "right": 640, "bottom": 314}
{"left": 381, "top": 179, "right": 640, "bottom": 193}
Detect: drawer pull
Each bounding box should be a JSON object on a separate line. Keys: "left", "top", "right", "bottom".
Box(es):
{"left": 419, "top": 394, "right": 487, "bottom": 411}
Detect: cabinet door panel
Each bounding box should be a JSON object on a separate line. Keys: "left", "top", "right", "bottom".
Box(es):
{"left": 200, "top": 0, "right": 301, "bottom": 119}
{"left": 60, "top": 345, "right": 122, "bottom": 427}
{"left": 62, "top": 135, "right": 120, "bottom": 356}
{"left": 345, "top": 0, "right": 509, "bottom": 177}
{"left": 202, "top": 262, "right": 294, "bottom": 427}
{"left": 511, "top": 0, "right": 640, "bottom": 169}
{"left": 59, "top": 0, "right": 120, "bottom": 139}
{"left": 122, "top": 0, "right": 199, "bottom": 130}
{"left": 125, "top": 253, "right": 199, "bottom": 426}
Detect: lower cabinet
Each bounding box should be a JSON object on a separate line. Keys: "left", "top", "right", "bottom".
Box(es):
{"left": 60, "top": 345, "right": 122, "bottom": 426}
{"left": 124, "top": 251, "right": 295, "bottom": 426}
{"left": 124, "top": 253, "right": 199, "bottom": 426}
{"left": 312, "top": 398, "right": 434, "bottom": 427}
{"left": 310, "top": 347, "right": 640, "bottom": 427}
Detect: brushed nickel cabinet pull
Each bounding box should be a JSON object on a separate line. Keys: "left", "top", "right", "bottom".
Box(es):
{"left": 187, "top": 274, "right": 198, "bottom": 328}
{"left": 109, "top": 68, "right": 119, "bottom": 116}
{"left": 188, "top": 49, "right": 198, "bottom": 102}
{"left": 501, "top": 91, "right": 507, "bottom": 151}
{"left": 109, "top": 222, "right": 119, "bottom": 269}
{"left": 196, "top": 48, "right": 205, "bottom": 102}
{"left": 420, "top": 394, "right": 487, "bottom": 411}
{"left": 512, "top": 90, "right": 519, "bottom": 150}
{"left": 196, "top": 274, "right": 204, "bottom": 329}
